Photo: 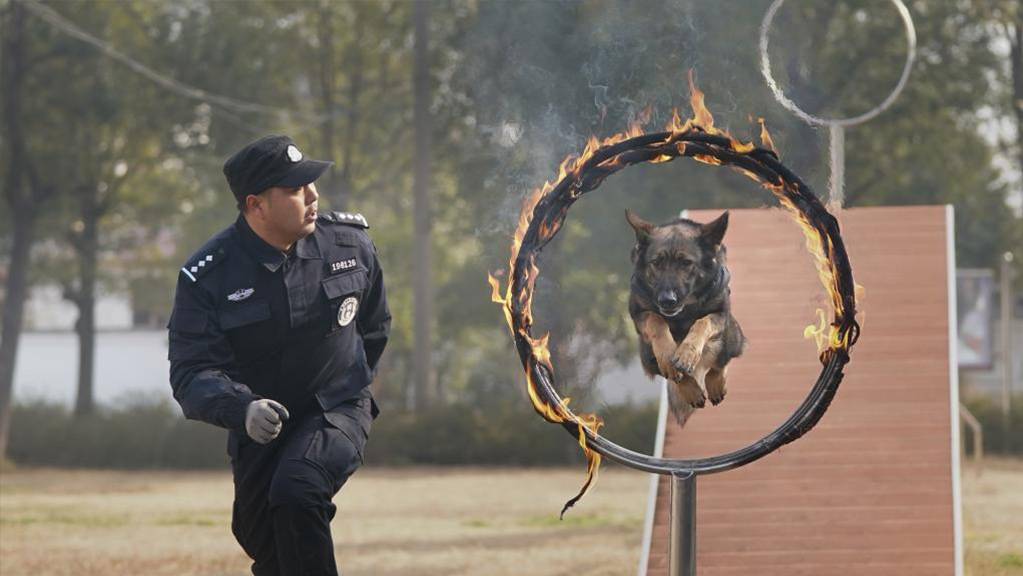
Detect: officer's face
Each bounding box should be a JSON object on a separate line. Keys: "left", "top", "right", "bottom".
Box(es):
{"left": 253, "top": 182, "right": 319, "bottom": 244}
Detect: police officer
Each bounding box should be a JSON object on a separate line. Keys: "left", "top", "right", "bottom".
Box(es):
{"left": 167, "top": 135, "right": 390, "bottom": 576}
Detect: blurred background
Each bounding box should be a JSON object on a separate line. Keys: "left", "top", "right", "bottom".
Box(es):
{"left": 0, "top": 1, "right": 1020, "bottom": 575}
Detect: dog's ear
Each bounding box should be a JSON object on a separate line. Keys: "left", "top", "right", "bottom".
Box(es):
{"left": 701, "top": 211, "right": 729, "bottom": 247}
{"left": 625, "top": 209, "right": 654, "bottom": 243}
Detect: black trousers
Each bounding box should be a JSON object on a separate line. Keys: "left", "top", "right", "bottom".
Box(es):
{"left": 228, "top": 396, "right": 371, "bottom": 576}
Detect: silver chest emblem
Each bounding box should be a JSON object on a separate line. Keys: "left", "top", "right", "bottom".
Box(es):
{"left": 337, "top": 296, "right": 358, "bottom": 327}
{"left": 227, "top": 288, "right": 255, "bottom": 302}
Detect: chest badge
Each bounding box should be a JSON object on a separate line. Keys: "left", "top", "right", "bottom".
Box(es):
{"left": 227, "top": 288, "right": 255, "bottom": 302}
{"left": 330, "top": 258, "right": 358, "bottom": 274}
{"left": 337, "top": 296, "right": 359, "bottom": 327}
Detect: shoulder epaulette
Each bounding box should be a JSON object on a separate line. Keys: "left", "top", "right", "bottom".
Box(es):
{"left": 318, "top": 211, "right": 369, "bottom": 229}
{"left": 180, "top": 244, "right": 227, "bottom": 283}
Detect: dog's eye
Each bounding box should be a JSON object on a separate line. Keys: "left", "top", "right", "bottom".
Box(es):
{"left": 680, "top": 259, "right": 693, "bottom": 267}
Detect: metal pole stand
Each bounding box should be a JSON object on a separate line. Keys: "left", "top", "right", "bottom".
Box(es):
{"left": 669, "top": 470, "right": 697, "bottom": 576}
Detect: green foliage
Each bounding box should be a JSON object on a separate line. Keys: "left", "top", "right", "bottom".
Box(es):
{"left": 7, "top": 399, "right": 659, "bottom": 469}
{"left": 999, "top": 553, "right": 1023, "bottom": 569}
{"left": 962, "top": 393, "right": 1023, "bottom": 456}
{"left": 8, "top": 399, "right": 228, "bottom": 469}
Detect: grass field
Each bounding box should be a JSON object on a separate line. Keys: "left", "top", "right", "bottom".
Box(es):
{"left": 1, "top": 460, "right": 1020, "bottom": 576}
{"left": 963, "top": 459, "right": 1023, "bottom": 576}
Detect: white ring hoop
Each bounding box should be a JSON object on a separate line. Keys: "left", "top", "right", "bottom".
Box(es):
{"left": 759, "top": 0, "right": 917, "bottom": 127}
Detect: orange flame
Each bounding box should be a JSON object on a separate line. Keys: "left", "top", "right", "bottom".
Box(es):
{"left": 664, "top": 70, "right": 758, "bottom": 156}
{"left": 767, "top": 188, "right": 855, "bottom": 357}
{"left": 758, "top": 117, "right": 777, "bottom": 155}
{"left": 688, "top": 69, "right": 715, "bottom": 131}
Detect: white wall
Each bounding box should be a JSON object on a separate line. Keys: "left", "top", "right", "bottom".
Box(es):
{"left": 23, "top": 284, "right": 133, "bottom": 331}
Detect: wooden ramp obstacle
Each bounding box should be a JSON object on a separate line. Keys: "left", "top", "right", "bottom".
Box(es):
{"left": 639, "top": 205, "right": 962, "bottom": 576}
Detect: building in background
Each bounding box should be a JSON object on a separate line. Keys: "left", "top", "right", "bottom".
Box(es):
{"left": 957, "top": 268, "right": 1021, "bottom": 399}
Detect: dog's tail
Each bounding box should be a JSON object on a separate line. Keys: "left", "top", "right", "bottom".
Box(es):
{"left": 666, "top": 381, "right": 696, "bottom": 428}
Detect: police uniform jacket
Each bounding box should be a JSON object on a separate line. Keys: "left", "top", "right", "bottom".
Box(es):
{"left": 167, "top": 211, "right": 390, "bottom": 431}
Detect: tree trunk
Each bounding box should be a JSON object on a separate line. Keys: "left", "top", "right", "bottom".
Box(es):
{"left": 0, "top": 0, "right": 36, "bottom": 459}
{"left": 412, "top": 1, "right": 434, "bottom": 410}
{"left": 1011, "top": 21, "right": 1022, "bottom": 189}
{"left": 73, "top": 194, "right": 100, "bottom": 417}
{"left": 317, "top": 0, "right": 340, "bottom": 208}
{"left": 338, "top": 9, "right": 365, "bottom": 210}
{"left": 0, "top": 213, "right": 36, "bottom": 458}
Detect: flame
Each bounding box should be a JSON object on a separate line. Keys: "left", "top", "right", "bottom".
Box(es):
{"left": 663, "top": 70, "right": 757, "bottom": 156}
{"left": 487, "top": 140, "right": 610, "bottom": 513}
{"left": 693, "top": 154, "right": 723, "bottom": 166}
{"left": 803, "top": 308, "right": 829, "bottom": 351}
{"left": 490, "top": 266, "right": 606, "bottom": 515}
{"left": 664, "top": 71, "right": 716, "bottom": 135}
{"left": 490, "top": 69, "right": 858, "bottom": 515}
{"left": 767, "top": 188, "right": 855, "bottom": 358}
{"left": 730, "top": 139, "right": 757, "bottom": 154}
{"left": 688, "top": 69, "right": 715, "bottom": 131}
{"left": 758, "top": 117, "right": 777, "bottom": 155}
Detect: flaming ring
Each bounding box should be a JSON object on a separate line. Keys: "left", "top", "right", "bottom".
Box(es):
{"left": 504, "top": 126, "right": 861, "bottom": 476}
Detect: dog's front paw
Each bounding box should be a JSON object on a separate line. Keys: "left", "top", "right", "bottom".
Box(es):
{"left": 677, "top": 379, "right": 706, "bottom": 409}
{"left": 671, "top": 343, "right": 701, "bottom": 377}
{"left": 656, "top": 356, "right": 683, "bottom": 383}
{"left": 708, "top": 385, "right": 726, "bottom": 406}
{"left": 706, "top": 369, "right": 727, "bottom": 406}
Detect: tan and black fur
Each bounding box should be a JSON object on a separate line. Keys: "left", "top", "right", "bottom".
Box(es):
{"left": 626, "top": 210, "right": 747, "bottom": 425}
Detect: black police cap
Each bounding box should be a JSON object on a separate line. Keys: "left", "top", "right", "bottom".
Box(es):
{"left": 223, "top": 135, "right": 333, "bottom": 203}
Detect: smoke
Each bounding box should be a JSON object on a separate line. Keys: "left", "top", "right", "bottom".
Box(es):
{"left": 461, "top": 1, "right": 716, "bottom": 226}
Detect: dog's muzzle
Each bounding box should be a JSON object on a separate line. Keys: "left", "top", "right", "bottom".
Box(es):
{"left": 657, "top": 290, "right": 685, "bottom": 317}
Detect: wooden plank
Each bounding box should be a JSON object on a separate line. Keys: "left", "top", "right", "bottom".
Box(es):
{"left": 643, "top": 206, "right": 956, "bottom": 576}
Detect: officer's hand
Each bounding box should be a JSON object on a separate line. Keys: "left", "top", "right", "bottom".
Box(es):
{"left": 245, "top": 399, "right": 291, "bottom": 444}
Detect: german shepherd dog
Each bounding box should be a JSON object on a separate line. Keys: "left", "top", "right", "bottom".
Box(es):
{"left": 626, "top": 210, "right": 747, "bottom": 425}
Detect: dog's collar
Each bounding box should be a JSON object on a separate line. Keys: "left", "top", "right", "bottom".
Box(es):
{"left": 696, "top": 264, "right": 729, "bottom": 299}
{"left": 682, "top": 264, "right": 726, "bottom": 307}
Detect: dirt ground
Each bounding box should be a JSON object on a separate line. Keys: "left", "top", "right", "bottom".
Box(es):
{"left": 0, "top": 460, "right": 1020, "bottom": 576}
{"left": 962, "top": 459, "right": 1023, "bottom": 576}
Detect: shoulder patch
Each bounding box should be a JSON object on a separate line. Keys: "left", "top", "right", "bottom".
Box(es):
{"left": 180, "top": 247, "right": 227, "bottom": 283}
{"left": 318, "top": 211, "right": 369, "bottom": 229}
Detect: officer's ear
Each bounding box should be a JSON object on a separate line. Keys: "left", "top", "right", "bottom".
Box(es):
{"left": 244, "top": 193, "right": 266, "bottom": 216}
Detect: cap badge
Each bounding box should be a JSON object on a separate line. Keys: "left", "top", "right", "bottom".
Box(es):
{"left": 286, "top": 145, "right": 303, "bottom": 163}
{"left": 337, "top": 296, "right": 358, "bottom": 327}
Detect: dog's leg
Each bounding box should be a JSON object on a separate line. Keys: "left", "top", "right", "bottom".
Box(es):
{"left": 694, "top": 335, "right": 726, "bottom": 402}
{"left": 706, "top": 366, "right": 727, "bottom": 406}
{"left": 667, "top": 378, "right": 700, "bottom": 425}
{"left": 672, "top": 313, "right": 726, "bottom": 378}
{"left": 671, "top": 375, "right": 706, "bottom": 411}
{"left": 637, "top": 313, "right": 682, "bottom": 383}
{"left": 640, "top": 313, "right": 707, "bottom": 413}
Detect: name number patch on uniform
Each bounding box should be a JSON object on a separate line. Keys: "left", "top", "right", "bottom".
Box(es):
{"left": 227, "top": 288, "right": 255, "bottom": 302}
{"left": 330, "top": 258, "right": 358, "bottom": 273}
{"left": 337, "top": 296, "right": 358, "bottom": 327}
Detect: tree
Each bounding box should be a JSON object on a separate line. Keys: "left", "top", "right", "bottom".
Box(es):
{"left": 0, "top": 0, "right": 57, "bottom": 457}
{"left": 412, "top": 0, "right": 434, "bottom": 409}
{"left": 24, "top": 1, "right": 193, "bottom": 416}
